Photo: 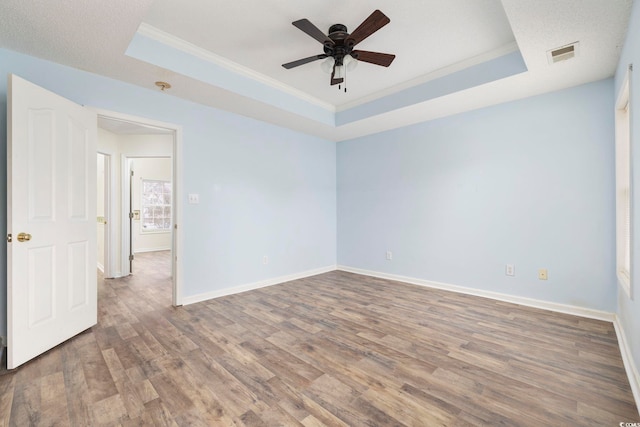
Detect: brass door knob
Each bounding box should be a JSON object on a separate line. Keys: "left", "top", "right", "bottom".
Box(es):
{"left": 17, "top": 232, "right": 32, "bottom": 242}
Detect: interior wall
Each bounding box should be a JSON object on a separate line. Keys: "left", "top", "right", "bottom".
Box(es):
{"left": 615, "top": 0, "right": 640, "bottom": 389}
{"left": 121, "top": 134, "right": 172, "bottom": 156}
{"left": 0, "top": 48, "right": 338, "bottom": 340}
{"left": 97, "top": 127, "right": 121, "bottom": 276}
{"left": 337, "top": 79, "right": 616, "bottom": 312}
{"left": 97, "top": 153, "right": 106, "bottom": 271}
{"left": 131, "top": 157, "right": 172, "bottom": 253}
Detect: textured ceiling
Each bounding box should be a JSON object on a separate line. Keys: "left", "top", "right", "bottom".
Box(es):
{"left": 0, "top": 0, "right": 633, "bottom": 141}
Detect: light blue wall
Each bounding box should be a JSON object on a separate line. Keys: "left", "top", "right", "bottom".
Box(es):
{"left": 0, "top": 48, "right": 337, "bottom": 339}
{"left": 338, "top": 79, "right": 616, "bottom": 312}
{"left": 615, "top": 0, "right": 640, "bottom": 383}
{"left": 336, "top": 51, "right": 527, "bottom": 126}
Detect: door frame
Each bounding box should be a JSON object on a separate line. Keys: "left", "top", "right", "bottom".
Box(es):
{"left": 93, "top": 109, "right": 183, "bottom": 306}
{"left": 122, "top": 155, "right": 172, "bottom": 273}
{"left": 96, "top": 151, "right": 113, "bottom": 278}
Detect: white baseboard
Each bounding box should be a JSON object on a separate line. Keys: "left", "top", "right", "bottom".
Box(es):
{"left": 614, "top": 316, "right": 640, "bottom": 416}
{"left": 134, "top": 247, "right": 171, "bottom": 254}
{"left": 337, "top": 265, "right": 615, "bottom": 322}
{"left": 101, "top": 270, "right": 125, "bottom": 279}
{"left": 181, "top": 265, "right": 337, "bottom": 306}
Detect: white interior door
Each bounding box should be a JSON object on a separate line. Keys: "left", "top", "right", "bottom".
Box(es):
{"left": 7, "top": 74, "right": 97, "bottom": 369}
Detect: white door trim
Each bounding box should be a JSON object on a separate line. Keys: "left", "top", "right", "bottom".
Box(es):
{"left": 91, "top": 108, "right": 183, "bottom": 306}
{"left": 96, "top": 151, "right": 113, "bottom": 278}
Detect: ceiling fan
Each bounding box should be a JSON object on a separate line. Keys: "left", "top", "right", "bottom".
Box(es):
{"left": 282, "top": 10, "right": 396, "bottom": 89}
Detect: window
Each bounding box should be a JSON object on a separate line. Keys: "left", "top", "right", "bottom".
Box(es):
{"left": 615, "top": 66, "right": 632, "bottom": 299}
{"left": 141, "top": 179, "right": 172, "bottom": 232}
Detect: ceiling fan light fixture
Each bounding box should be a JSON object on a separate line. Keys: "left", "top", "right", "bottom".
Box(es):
{"left": 320, "top": 56, "right": 335, "bottom": 73}
{"left": 344, "top": 54, "right": 358, "bottom": 71}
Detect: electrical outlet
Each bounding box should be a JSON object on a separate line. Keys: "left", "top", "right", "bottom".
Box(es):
{"left": 505, "top": 264, "right": 515, "bottom": 276}
{"left": 386, "top": 251, "right": 393, "bottom": 260}
{"left": 262, "top": 255, "right": 268, "bottom": 265}
{"left": 538, "top": 268, "right": 548, "bottom": 280}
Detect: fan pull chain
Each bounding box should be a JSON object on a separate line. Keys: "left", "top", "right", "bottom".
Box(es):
{"left": 343, "top": 67, "right": 346, "bottom": 92}
{"left": 339, "top": 67, "right": 347, "bottom": 93}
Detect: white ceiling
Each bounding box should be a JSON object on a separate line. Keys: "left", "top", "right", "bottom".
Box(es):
{"left": 0, "top": 0, "right": 633, "bottom": 141}
{"left": 142, "top": 0, "right": 517, "bottom": 108}
{"left": 97, "top": 117, "right": 173, "bottom": 135}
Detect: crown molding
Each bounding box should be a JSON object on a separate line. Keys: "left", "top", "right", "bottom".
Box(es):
{"left": 137, "top": 23, "right": 336, "bottom": 113}
{"left": 336, "top": 41, "right": 521, "bottom": 112}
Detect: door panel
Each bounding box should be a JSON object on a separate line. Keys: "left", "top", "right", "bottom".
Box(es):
{"left": 28, "top": 109, "right": 56, "bottom": 221}
{"left": 27, "top": 246, "right": 55, "bottom": 327}
{"left": 8, "top": 74, "right": 97, "bottom": 369}
{"left": 69, "top": 119, "right": 89, "bottom": 220}
{"left": 68, "top": 241, "right": 89, "bottom": 310}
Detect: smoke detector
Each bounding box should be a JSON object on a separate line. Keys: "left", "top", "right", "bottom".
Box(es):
{"left": 547, "top": 42, "right": 579, "bottom": 64}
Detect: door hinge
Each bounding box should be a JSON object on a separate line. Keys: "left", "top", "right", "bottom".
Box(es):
{"left": 129, "top": 212, "right": 134, "bottom": 219}
{"left": 131, "top": 170, "right": 134, "bottom": 177}
{"left": 174, "top": 224, "right": 177, "bottom": 229}
{"left": 129, "top": 254, "right": 134, "bottom": 261}
{"left": 6, "top": 234, "right": 12, "bottom": 243}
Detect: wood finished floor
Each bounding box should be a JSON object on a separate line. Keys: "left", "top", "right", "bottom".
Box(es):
{"left": 1, "top": 251, "right": 638, "bottom": 426}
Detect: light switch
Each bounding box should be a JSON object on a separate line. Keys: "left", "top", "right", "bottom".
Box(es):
{"left": 188, "top": 193, "right": 200, "bottom": 204}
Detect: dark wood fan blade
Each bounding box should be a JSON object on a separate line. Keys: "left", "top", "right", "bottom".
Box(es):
{"left": 351, "top": 50, "right": 395, "bottom": 67}
{"left": 282, "top": 54, "right": 328, "bottom": 69}
{"left": 292, "top": 19, "right": 333, "bottom": 45}
{"left": 330, "top": 63, "right": 343, "bottom": 85}
{"left": 347, "top": 10, "right": 390, "bottom": 46}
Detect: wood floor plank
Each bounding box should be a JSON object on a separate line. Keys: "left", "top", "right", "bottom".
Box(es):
{"left": 142, "top": 398, "right": 180, "bottom": 427}
{"left": 0, "top": 251, "right": 638, "bottom": 425}
{"left": 89, "top": 393, "right": 128, "bottom": 426}
{"left": 61, "top": 342, "right": 93, "bottom": 426}
{"left": 39, "top": 371, "right": 71, "bottom": 425}
{"left": 0, "top": 375, "right": 16, "bottom": 427}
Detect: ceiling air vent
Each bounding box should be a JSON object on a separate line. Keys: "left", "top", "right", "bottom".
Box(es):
{"left": 547, "top": 42, "right": 579, "bottom": 64}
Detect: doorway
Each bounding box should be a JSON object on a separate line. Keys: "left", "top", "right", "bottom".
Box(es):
{"left": 125, "top": 156, "right": 173, "bottom": 275}
{"left": 96, "top": 111, "right": 182, "bottom": 306}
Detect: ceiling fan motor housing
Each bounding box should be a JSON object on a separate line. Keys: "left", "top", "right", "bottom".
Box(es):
{"left": 328, "top": 24, "right": 348, "bottom": 38}
{"left": 325, "top": 24, "right": 353, "bottom": 64}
